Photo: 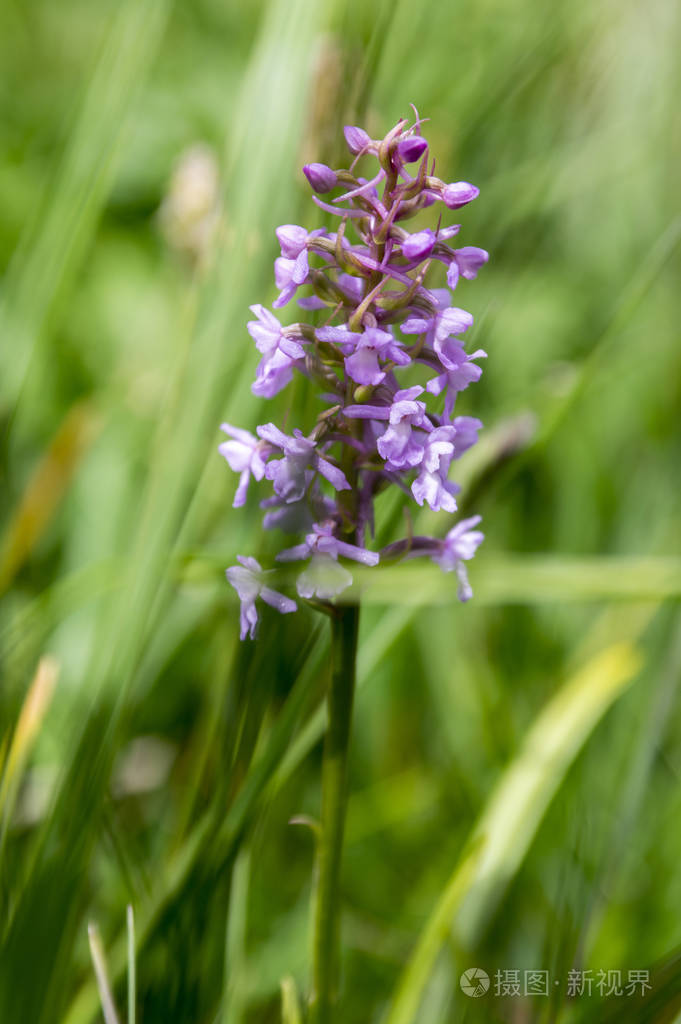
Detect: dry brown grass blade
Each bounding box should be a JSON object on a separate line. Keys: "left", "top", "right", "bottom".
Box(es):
{"left": 0, "top": 402, "right": 100, "bottom": 594}
{"left": 0, "top": 656, "right": 59, "bottom": 850}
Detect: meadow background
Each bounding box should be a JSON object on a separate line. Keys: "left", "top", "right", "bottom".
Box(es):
{"left": 1, "top": 0, "right": 680, "bottom": 1021}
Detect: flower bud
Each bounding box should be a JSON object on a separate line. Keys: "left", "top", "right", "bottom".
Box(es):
{"left": 353, "top": 384, "right": 374, "bottom": 403}
{"left": 344, "top": 125, "right": 371, "bottom": 155}
{"left": 402, "top": 228, "right": 436, "bottom": 261}
{"left": 395, "top": 136, "right": 428, "bottom": 164}
{"left": 303, "top": 163, "right": 338, "bottom": 193}
{"left": 442, "top": 181, "right": 479, "bottom": 209}
{"left": 276, "top": 224, "right": 308, "bottom": 258}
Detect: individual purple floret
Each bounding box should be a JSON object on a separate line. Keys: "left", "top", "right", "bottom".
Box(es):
{"left": 401, "top": 301, "right": 474, "bottom": 351}
{"left": 220, "top": 109, "right": 490, "bottom": 636}
{"left": 376, "top": 387, "right": 430, "bottom": 469}
{"left": 446, "top": 246, "right": 489, "bottom": 289}
{"left": 277, "top": 520, "right": 380, "bottom": 600}
{"left": 425, "top": 341, "right": 487, "bottom": 418}
{"left": 343, "top": 328, "right": 410, "bottom": 386}
{"left": 257, "top": 424, "right": 350, "bottom": 503}
{"left": 277, "top": 520, "right": 379, "bottom": 567}
{"left": 247, "top": 305, "right": 307, "bottom": 397}
{"left": 411, "top": 426, "right": 462, "bottom": 513}
{"left": 225, "top": 556, "right": 297, "bottom": 639}
{"left": 218, "top": 424, "right": 267, "bottom": 507}
{"left": 432, "top": 515, "right": 485, "bottom": 601}
{"left": 273, "top": 254, "right": 309, "bottom": 308}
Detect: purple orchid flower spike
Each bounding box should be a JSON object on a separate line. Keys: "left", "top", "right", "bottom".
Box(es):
{"left": 219, "top": 108, "right": 490, "bottom": 638}
{"left": 217, "top": 114, "right": 494, "bottom": 1024}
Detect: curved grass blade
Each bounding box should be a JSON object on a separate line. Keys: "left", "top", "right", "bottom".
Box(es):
{"left": 281, "top": 976, "right": 303, "bottom": 1024}
{"left": 127, "top": 906, "right": 135, "bottom": 1024}
{"left": 0, "top": 656, "right": 59, "bottom": 865}
{"left": 0, "top": 0, "right": 172, "bottom": 419}
{"left": 222, "top": 846, "right": 251, "bottom": 1024}
{"left": 346, "top": 556, "right": 681, "bottom": 606}
{"left": 384, "top": 642, "right": 643, "bottom": 1024}
{"left": 0, "top": 403, "right": 100, "bottom": 596}
{"left": 87, "top": 923, "right": 121, "bottom": 1024}
{"left": 62, "top": 627, "right": 326, "bottom": 1024}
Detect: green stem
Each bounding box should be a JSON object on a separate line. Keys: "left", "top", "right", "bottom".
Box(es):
{"left": 309, "top": 603, "right": 360, "bottom": 1024}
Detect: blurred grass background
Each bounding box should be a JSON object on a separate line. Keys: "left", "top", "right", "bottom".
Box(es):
{"left": 0, "top": 0, "right": 680, "bottom": 1021}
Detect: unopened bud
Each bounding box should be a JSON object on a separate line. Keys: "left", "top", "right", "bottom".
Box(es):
{"left": 303, "top": 162, "right": 338, "bottom": 193}
{"left": 344, "top": 125, "right": 371, "bottom": 155}
{"left": 395, "top": 136, "right": 428, "bottom": 164}
{"left": 352, "top": 385, "right": 373, "bottom": 403}
{"left": 276, "top": 224, "right": 308, "bottom": 258}
{"left": 442, "top": 181, "right": 479, "bottom": 209}
{"left": 402, "top": 228, "right": 436, "bottom": 261}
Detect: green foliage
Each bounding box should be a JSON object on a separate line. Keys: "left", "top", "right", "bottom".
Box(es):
{"left": 1, "top": 0, "right": 680, "bottom": 1021}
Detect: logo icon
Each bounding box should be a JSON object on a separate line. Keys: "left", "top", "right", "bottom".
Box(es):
{"left": 460, "top": 967, "right": 490, "bottom": 997}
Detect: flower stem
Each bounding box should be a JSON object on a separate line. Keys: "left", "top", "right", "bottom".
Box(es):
{"left": 309, "top": 603, "right": 360, "bottom": 1024}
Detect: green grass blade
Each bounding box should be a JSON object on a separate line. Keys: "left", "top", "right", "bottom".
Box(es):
{"left": 0, "top": 657, "right": 58, "bottom": 866}
{"left": 62, "top": 626, "right": 325, "bottom": 1024}
{"left": 2, "top": 2, "right": 335, "bottom": 1014}
{"left": 384, "top": 642, "right": 643, "bottom": 1024}
{"left": 280, "top": 976, "right": 303, "bottom": 1024}
{"left": 346, "top": 556, "right": 681, "bottom": 606}
{"left": 0, "top": 0, "right": 172, "bottom": 417}
{"left": 126, "top": 905, "right": 135, "bottom": 1024}
{"left": 223, "top": 847, "right": 251, "bottom": 1024}
{"left": 222, "top": 846, "right": 251, "bottom": 1024}
{"left": 87, "top": 923, "right": 121, "bottom": 1024}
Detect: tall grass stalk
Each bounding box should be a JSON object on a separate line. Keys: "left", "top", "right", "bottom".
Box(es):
{"left": 309, "top": 605, "right": 360, "bottom": 1024}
